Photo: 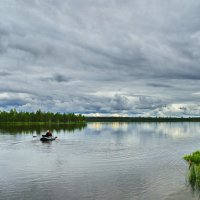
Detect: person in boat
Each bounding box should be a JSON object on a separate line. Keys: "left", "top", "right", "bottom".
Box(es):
{"left": 45, "top": 130, "right": 52, "bottom": 137}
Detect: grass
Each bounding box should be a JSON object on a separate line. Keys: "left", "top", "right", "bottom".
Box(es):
{"left": 184, "top": 151, "right": 200, "bottom": 165}
{"left": 184, "top": 151, "right": 200, "bottom": 189}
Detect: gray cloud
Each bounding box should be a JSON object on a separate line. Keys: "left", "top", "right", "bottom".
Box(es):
{"left": 53, "top": 74, "right": 71, "bottom": 83}
{"left": 0, "top": 0, "right": 200, "bottom": 116}
{"left": 148, "top": 83, "right": 172, "bottom": 88}
{"left": 0, "top": 71, "right": 11, "bottom": 76}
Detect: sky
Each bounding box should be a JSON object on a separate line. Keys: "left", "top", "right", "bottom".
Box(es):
{"left": 0, "top": 0, "right": 200, "bottom": 117}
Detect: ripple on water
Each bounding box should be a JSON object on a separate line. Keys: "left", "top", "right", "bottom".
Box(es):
{"left": 1, "top": 123, "right": 200, "bottom": 200}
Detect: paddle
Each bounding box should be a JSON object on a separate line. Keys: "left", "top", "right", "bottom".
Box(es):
{"left": 55, "top": 136, "right": 60, "bottom": 141}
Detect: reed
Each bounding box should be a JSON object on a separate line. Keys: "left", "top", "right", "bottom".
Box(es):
{"left": 184, "top": 151, "right": 200, "bottom": 189}
{"left": 184, "top": 151, "right": 200, "bottom": 165}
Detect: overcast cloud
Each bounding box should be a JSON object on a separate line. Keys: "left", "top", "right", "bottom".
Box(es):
{"left": 0, "top": 0, "right": 200, "bottom": 116}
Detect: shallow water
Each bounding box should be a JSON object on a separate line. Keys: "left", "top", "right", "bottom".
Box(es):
{"left": 1, "top": 122, "right": 200, "bottom": 200}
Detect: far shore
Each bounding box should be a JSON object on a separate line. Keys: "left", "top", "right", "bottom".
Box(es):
{"left": 1, "top": 117, "right": 200, "bottom": 124}
{"left": 86, "top": 117, "right": 200, "bottom": 122}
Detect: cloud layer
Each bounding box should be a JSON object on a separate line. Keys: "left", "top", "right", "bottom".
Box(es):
{"left": 0, "top": 0, "right": 200, "bottom": 116}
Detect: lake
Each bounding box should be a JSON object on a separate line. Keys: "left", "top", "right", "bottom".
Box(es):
{"left": 0, "top": 122, "right": 200, "bottom": 200}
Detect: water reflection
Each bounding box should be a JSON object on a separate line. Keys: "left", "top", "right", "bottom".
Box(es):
{"left": 0, "top": 123, "right": 87, "bottom": 134}
{"left": 88, "top": 122, "right": 200, "bottom": 139}
{"left": 2, "top": 122, "right": 200, "bottom": 200}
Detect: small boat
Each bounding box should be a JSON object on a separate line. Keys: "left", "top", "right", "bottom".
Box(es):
{"left": 40, "top": 136, "right": 57, "bottom": 142}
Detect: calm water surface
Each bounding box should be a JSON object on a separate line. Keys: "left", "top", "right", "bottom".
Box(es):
{"left": 1, "top": 122, "right": 200, "bottom": 200}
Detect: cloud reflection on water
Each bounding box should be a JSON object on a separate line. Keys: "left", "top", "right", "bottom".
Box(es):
{"left": 88, "top": 122, "right": 200, "bottom": 139}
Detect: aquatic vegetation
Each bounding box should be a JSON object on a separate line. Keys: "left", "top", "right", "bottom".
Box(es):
{"left": 184, "top": 151, "right": 200, "bottom": 165}
{"left": 184, "top": 151, "right": 200, "bottom": 189}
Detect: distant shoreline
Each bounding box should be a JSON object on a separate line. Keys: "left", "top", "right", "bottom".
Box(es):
{"left": 85, "top": 117, "right": 200, "bottom": 122}
{"left": 1, "top": 117, "right": 200, "bottom": 124}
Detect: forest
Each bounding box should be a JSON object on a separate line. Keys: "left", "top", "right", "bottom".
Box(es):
{"left": 0, "top": 109, "right": 85, "bottom": 123}
{"left": 1, "top": 110, "right": 200, "bottom": 123}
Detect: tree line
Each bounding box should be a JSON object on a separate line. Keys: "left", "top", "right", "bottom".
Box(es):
{"left": 86, "top": 116, "right": 200, "bottom": 122}
{"left": 0, "top": 109, "right": 85, "bottom": 123}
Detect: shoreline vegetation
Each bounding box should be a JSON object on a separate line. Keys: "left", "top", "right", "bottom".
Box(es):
{"left": 1, "top": 110, "right": 200, "bottom": 124}
{"left": 184, "top": 151, "right": 200, "bottom": 189}
{"left": 0, "top": 109, "right": 85, "bottom": 124}
{"left": 0, "top": 109, "right": 86, "bottom": 134}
